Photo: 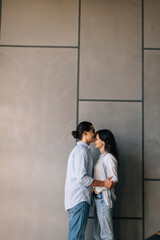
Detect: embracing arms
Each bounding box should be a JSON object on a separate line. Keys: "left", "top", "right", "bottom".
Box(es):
{"left": 74, "top": 149, "right": 116, "bottom": 189}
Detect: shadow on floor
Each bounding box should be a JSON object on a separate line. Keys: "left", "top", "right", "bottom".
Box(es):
{"left": 146, "top": 232, "right": 160, "bottom": 240}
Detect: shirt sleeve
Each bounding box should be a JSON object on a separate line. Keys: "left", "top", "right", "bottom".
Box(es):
{"left": 94, "top": 186, "right": 106, "bottom": 193}
{"left": 95, "top": 154, "right": 118, "bottom": 193}
{"left": 74, "top": 149, "right": 94, "bottom": 187}
{"left": 104, "top": 154, "right": 118, "bottom": 182}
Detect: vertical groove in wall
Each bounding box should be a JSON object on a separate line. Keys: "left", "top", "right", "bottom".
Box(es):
{"left": 0, "top": 0, "right": 2, "bottom": 36}
{"left": 76, "top": 0, "right": 81, "bottom": 125}
{"left": 142, "top": 0, "right": 145, "bottom": 239}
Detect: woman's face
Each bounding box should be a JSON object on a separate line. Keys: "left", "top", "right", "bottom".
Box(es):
{"left": 94, "top": 134, "right": 105, "bottom": 149}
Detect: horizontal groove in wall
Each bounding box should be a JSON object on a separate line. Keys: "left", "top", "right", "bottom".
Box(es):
{"left": 0, "top": 44, "right": 78, "bottom": 48}
{"left": 144, "top": 48, "right": 160, "bottom": 51}
{"left": 144, "top": 179, "right": 160, "bottom": 181}
{"left": 88, "top": 216, "right": 143, "bottom": 220}
{"left": 79, "top": 99, "right": 142, "bottom": 103}
{"left": 113, "top": 217, "right": 143, "bottom": 220}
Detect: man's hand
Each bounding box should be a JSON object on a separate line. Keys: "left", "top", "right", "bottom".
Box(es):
{"left": 90, "top": 177, "right": 117, "bottom": 188}
{"left": 104, "top": 177, "right": 117, "bottom": 189}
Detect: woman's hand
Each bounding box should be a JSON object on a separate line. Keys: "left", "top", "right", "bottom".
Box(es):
{"left": 93, "top": 188, "right": 99, "bottom": 194}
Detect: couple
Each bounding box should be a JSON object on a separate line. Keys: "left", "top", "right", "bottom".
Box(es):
{"left": 65, "top": 121, "right": 118, "bottom": 240}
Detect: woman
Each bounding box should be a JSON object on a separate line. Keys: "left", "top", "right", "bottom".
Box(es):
{"left": 93, "top": 129, "right": 119, "bottom": 240}
{"left": 65, "top": 122, "right": 115, "bottom": 240}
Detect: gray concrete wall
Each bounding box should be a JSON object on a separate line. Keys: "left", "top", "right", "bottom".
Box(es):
{"left": 0, "top": 1, "right": 159, "bottom": 240}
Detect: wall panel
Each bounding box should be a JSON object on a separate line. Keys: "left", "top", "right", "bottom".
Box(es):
{"left": 85, "top": 219, "right": 94, "bottom": 240}
{"left": 79, "top": 101, "right": 142, "bottom": 217}
{"left": 80, "top": 0, "right": 141, "bottom": 100}
{"left": 0, "top": 47, "right": 77, "bottom": 240}
{"left": 144, "top": 51, "right": 160, "bottom": 179}
{"left": 114, "top": 219, "right": 143, "bottom": 240}
{"left": 145, "top": 181, "right": 160, "bottom": 238}
{"left": 144, "top": 0, "right": 160, "bottom": 48}
{"left": 0, "top": 0, "right": 78, "bottom": 46}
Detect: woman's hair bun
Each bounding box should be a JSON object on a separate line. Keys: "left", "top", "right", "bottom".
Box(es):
{"left": 72, "top": 130, "right": 78, "bottom": 139}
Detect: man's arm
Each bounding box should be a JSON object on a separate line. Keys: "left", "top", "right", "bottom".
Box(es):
{"left": 90, "top": 176, "right": 116, "bottom": 189}
{"left": 75, "top": 149, "right": 116, "bottom": 189}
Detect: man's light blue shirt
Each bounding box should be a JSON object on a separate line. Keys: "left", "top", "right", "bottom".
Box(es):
{"left": 64, "top": 141, "right": 94, "bottom": 210}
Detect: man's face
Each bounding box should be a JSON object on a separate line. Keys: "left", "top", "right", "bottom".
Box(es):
{"left": 86, "top": 125, "right": 96, "bottom": 144}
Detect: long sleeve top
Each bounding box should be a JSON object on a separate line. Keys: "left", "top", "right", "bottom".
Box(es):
{"left": 94, "top": 152, "right": 118, "bottom": 208}
{"left": 64, "top": 141, "right": 94, "bottom": 210}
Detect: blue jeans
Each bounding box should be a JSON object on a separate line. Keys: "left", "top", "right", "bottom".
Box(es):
{"left": 68, "top": 201, "right": 90, "bottom": 240}
{"left": 93, "top": 193, "right": 115, "bottom": 240}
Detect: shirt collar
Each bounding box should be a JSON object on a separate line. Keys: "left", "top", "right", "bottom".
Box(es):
{"left": 100, "top": 151, "right": 108, "bottom": 158}
{"left": 77, "top": 141, "right": 91, "bottom": 151}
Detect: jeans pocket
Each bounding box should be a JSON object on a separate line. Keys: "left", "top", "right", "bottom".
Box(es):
{"left": 69, "top": 201, "right": 90, "bottom": 214}
{"left": 94, "top": 192, "right": 103, "bottom": 199}
{"left": 69, "top": 203, "right": 81, "bottom": 214}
